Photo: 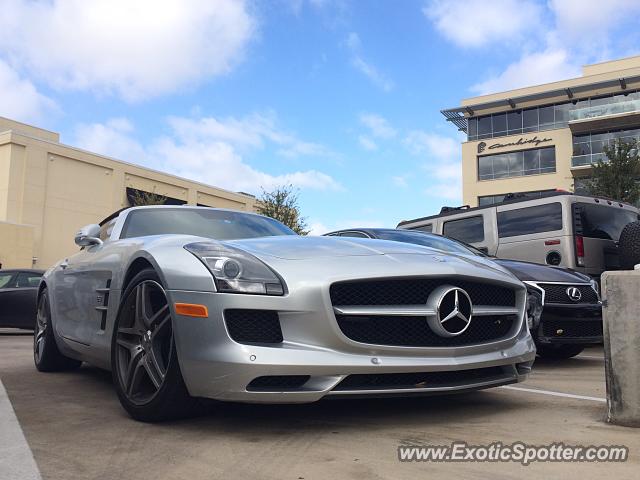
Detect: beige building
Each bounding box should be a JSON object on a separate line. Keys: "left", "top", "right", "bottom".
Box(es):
{"left": 443, "top": 55, "right": 640, "bottom": 207}
{"left": 0, "top": 117, "right": 257, "bottom": 269}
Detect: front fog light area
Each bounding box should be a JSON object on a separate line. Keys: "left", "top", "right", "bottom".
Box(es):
{"left": 526, "top": 288, "right": 543, "bottom": 330}
{"left": 185, "top": 242, "right": 285, "bottom": 295}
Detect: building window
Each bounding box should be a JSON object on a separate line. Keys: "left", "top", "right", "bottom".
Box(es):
{"left": 497, "top": 203, "right": 563, "bottom": 238}
{"left": 572, "top": 127, "right": 640, "bottom": 167}
{"left": 478, "top": 189, "right": 556, "bottom": 206}
{"left": 466, "top": 89, "right": 640, "bottom": 141}
{"left": 478, "top": 147, "right": 556, "bottom": 181}
{"left": 443, "top": 216, "right": 485, "bottom": 243}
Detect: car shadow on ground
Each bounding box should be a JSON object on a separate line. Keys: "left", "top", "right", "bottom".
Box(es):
{"left": 0, "top": 329, "right": 34, "bottom": 336}
{"left": 63, "top": 364, "right": 526, "bottom": 434}
{"left": 532, "top": 355, "right": 604, "bottom": 369}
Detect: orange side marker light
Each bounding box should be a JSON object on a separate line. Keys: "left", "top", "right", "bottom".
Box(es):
{"left": 174, "top": 303, "right": 209, "bottom": 318}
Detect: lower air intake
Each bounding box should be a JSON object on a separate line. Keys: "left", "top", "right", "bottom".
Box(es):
{"left": 224, "top": 309, "right": 283, "bottom": 344}
{"left": 247, "top": 375, "right": 310, "bottom": 391}
{"left": 334, "top": 366, "right": 506, "bottom": 391}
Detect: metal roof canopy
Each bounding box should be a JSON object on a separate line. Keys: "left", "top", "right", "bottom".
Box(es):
{"left": 441, "top": 73, "right": 640, "bottom": 133}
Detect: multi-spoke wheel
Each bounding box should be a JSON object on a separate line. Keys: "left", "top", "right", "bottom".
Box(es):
{"left": 111, "top": 268, "right": 197, "bottom": 422}
{"left": 115, "top": 280, "right": 173, "bottom": 404}
{"left": 34, "top": 288, "right": 82, "bottom": 372}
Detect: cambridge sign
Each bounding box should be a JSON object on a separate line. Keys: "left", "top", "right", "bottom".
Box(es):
{"left": 477, "top": 135, "right": 553, "bottom": 154}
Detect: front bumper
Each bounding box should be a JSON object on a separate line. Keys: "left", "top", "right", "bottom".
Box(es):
{"left": 167, "top": 289, "right": 536, "bottom": 403}
{"left": 535, "top": 304, "right": 603, "bottom": 345}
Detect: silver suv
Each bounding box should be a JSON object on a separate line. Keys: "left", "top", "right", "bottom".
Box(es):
{"left": 397, "top": 192, "right": 639, "bottom": 278}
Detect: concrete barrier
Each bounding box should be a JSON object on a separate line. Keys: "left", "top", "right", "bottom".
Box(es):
{"left": 602, "top": 270, "right": 640, "bottom": 427}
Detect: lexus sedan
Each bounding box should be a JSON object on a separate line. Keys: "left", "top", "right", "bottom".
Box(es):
{"left": 0, "top": 269, "right": 44, "bottom": 329}
{"left": 326, "top": 228, "right": 601, "bottom": 359}
{"left": 36, "top": 206, "right": 535, "bottom": 422}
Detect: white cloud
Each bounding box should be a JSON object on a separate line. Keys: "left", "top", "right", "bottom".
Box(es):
{"left": 0, "top": 60, "right": 56, "bottom": 123}
{"left": 358, "top": 135, "right": 377, "bottom": 151}
{"left": 359, "top": 113, "right": 396, "bottom": 139}
{"left": 404, "top": 130, "right": 462, "bottom": 201}
{"left": 424, "top": 0, "right": 543, "bottom": 48}
{"left": 74, "top": 114, "right": 341, "bottom": 195}
{"left": 74, "top": 118, "right": 150, "bottom": 165}
{"left": 391, "top": 175, "right": 409, "bottom": 188}
{"left": 166, "top": 112, "right": 333, "bottom": 159}
{"left": 0, "top": 0, "right": 255, "bottom": 101}
{"left": 404, "top": 130, "right": 458, "bottom": 159}
{"left": 470, "top": 48, "right": 581, "bottom": 95}
{"left": 346, "top": 32, "right": 394, "bottom": 91}
{"left": 549, "top": 0, "right": 640, "bottom": 48}
{"left": 426, "top": 1, "right": 640, "bottom": 97}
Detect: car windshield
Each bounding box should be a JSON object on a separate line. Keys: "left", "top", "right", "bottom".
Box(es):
{"left": 120, "top": 208, "right": 296, "bottom": 240}
{"left": 376, "top": 230, "right": 485, "bottom": 256}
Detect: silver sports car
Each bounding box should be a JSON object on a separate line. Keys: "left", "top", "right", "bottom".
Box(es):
{"left": 35, "top": 206, "right": 535, "bottom": 421}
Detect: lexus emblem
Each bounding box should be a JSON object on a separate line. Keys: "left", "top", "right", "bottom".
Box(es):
{"left": 427, "top": 287, "right": 473, "bottom": 337}
{"left": 566, "top": 287, "right": 582, "bottom": 302}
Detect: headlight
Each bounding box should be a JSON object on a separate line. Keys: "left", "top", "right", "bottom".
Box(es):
{"left": 525, "top": 286, "right": 544, "bottom": 330}
{"left": 590, "top": 278, "right": 600, "bottom": 296}
{"left": 185, "top": 242, "right": 285, "bottom": 295}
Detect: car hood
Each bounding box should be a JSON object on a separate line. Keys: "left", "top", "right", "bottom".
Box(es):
{"left": 493, "top": 258, "right": 591, "bottom": 283}
{"left": 228, "top": 235, "right": 446, "bottom": 260}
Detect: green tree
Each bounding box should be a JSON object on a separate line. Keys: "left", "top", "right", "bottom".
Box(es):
{"left": 256, "top": 185, "right": 309, "bottom": 235}
{"left": 585, "top": 139, "right": 640, "bottom": 205}
{"left": 129, "top": 189, "right": 167, "bottom": 206}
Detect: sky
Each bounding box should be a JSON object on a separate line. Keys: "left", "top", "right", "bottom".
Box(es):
{"left": 1, "top": 0, "right": 640, "bottom": 234}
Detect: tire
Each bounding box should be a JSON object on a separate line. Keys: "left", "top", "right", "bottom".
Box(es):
{"left": 536, "top": 343, "right": 585, "bottom": 359}
{"left": 111, "top": 268, "right": 199, "bottom": 422}
{"left": 619, "top": 220, "right": 640, "bottom": 270}
{"left": 34, "top": 288, "right": 82, "bottom": 372}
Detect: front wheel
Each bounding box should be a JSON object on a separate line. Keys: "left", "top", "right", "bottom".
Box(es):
{"left": 111, "top": 268, "right": 199, "bottom": 422}
{"left": 34, "top": 288, "right": 82, "bottom": 372}
{"left": 536, "top": 343, "right": 585, "bottom": 359}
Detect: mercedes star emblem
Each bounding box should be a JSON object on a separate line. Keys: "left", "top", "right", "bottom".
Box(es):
{"left": 427, "top": 286, "right": 473, "bottom": 337}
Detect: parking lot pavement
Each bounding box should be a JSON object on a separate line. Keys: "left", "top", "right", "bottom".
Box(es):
{"left": 1, "top": 332, "right": 638, "bottom": 480}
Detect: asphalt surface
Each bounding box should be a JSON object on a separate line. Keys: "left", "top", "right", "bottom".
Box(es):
{"left": 1, "top": 330, "right": 638, "bottom": 479}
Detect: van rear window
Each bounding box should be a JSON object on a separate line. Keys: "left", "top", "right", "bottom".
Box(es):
{"left": 574, "top": 203, "right": 638, "bottom": 240}
{"left": 497, "top": 202, "right": 563, "bottom": 238}
{"left": 443, "top": 216, "right": 484, "bottom": 243}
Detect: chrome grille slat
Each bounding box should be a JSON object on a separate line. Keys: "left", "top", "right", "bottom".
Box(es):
{"left": 333, "top": 305, "right": 519, "bottom": 317}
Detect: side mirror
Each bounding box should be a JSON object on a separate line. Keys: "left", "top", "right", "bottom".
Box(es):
{"left": 74, "top": 224, "right": 103, "bottom": 247}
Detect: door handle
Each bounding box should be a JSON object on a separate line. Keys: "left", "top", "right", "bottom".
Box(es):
{"left": 60, "top": 260, "right": 69, "bottom": 270}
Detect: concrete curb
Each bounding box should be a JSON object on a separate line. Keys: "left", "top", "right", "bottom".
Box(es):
{"left": 0, "top": 379, "right": 42, "bottom": 480}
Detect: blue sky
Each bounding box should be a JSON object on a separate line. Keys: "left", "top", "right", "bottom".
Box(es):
{"left": 1, "top": 0, "right": 640, "bottom": 233}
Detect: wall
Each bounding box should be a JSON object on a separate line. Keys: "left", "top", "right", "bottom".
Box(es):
{"left": 0, "top": 127, "right": 257, "bottom": 269}
{"left": 0, "top": 221, "right": 34, "bottom": 269}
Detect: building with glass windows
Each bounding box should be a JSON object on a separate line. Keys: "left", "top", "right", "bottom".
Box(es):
{"left": 442, "top": 55, "right": 640, "bottom": 207}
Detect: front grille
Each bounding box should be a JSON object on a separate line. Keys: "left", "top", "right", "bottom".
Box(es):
{"left": 224, "top": 309, "right": 283, "bottom": 344}
{"left": 247, "top": 375, "right": 310, "bottom": 391}
{"left": 334, "top": 366, "right": 507, "bottom": 391}
{"left": 542, "top": 319, "right": 603, "bottom": 338}
{"left": 540, "top": 284, "right": 598, "bottom": 304}
{"left": 330, "top": 279, "right": 515, "bottom": 307}
{"left": 335, "top": 314, "right": 516, "bottom": 347}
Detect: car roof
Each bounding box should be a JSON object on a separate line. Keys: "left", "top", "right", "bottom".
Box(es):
{"left": 99, "top": 205, "right": 271, "bottom": 226}
{"left": 396, "top": 191, "right": 636, "bottom": 227}
{"left": 325, "top": 228, "right": 430, "bottom": 237}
